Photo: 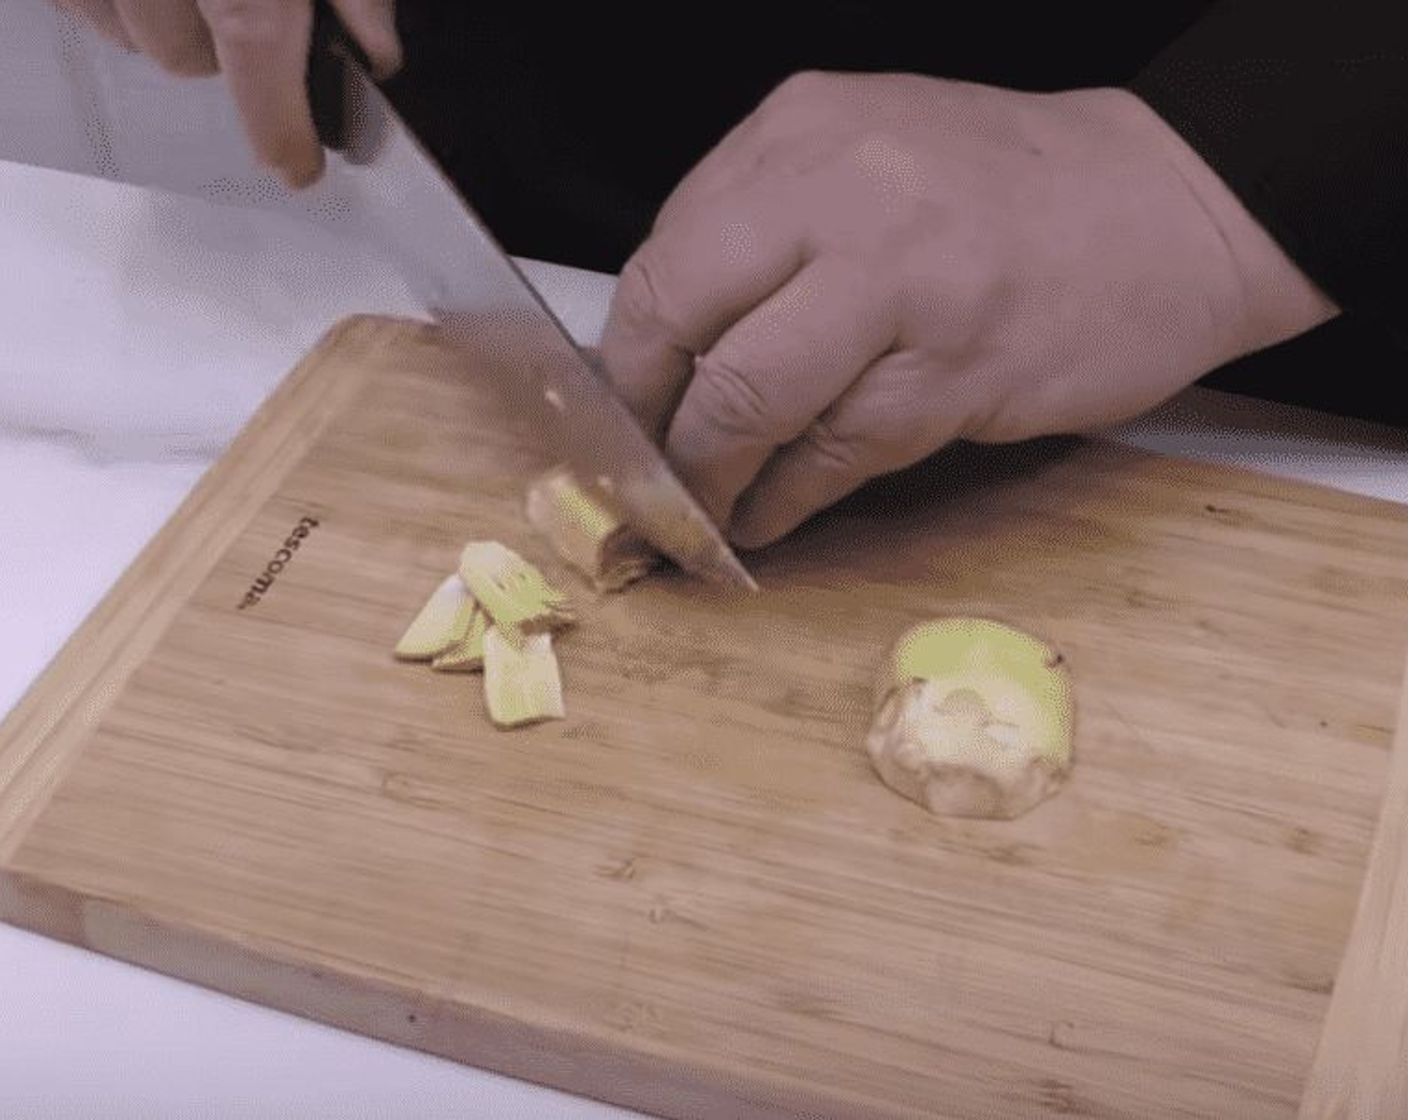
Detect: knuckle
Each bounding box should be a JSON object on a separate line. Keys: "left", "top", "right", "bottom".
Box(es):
{"left": 769, "top": 69, "right": 830, "bottom": 108}
{"left": 615, "top": 253, "right": 688, "bottom": 342}
{"left": 614, "top": 255, "right": 663, "bottom": 324}
{"left": 802, "top": 417, "right": 866, "bottom": 474}
{"left": 848, "top": 131, "right": 925, "bottom": 193}
{"left": 692, "top": 353, "right": 777, "bottom": 440}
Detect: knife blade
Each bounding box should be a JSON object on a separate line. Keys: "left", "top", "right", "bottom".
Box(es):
{"left": 306, "top": 10, "right": 758, "bottom": 593}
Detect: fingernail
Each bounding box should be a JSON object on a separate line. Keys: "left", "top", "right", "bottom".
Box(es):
{"left": 364, "top": 16, "right": 404, "bottom": 81}
{"left": 726, "top": 517, "right": 773, "bottom": 551}
{"left": 280, "top": 155, "right": 325, "bottom": 191}
{"left": 372, "top": 39, "right": 404, "bottom": 81}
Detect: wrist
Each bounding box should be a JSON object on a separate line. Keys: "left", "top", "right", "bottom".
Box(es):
{"left": 1098, "top": 87, "right": 1339, "bottom": 359}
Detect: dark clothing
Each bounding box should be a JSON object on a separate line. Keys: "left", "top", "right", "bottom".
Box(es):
{"left": 383, "top": 3, "right": 1407, "bottom": 423}
{"left": 1131, "top": 1, "right": 1408, "bottom": 352}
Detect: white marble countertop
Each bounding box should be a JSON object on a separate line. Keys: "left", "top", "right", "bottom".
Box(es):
{"left": 3, "top": 152, "right": 1408, "bottom": 1119}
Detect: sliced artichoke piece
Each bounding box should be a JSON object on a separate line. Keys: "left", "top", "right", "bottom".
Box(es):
{"left": 457, "top": 540, "right": 575, "bottom": 638}
{"left": 524, "top": 464, "right": 660, "bottom": 592}
{"left": 430, "top": 606, "right": 488, "bottom": 672}
{"left": 865, "top": 618, "right": 1074, "bottom": 819}
{"left": 482, "top": 624, "right": 565, "bottom": 728}
{"left": 393, "top": 574, "right": 477, "bottom": 661}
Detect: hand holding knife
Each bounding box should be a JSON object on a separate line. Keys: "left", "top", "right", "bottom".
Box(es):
{"left": 303, "top": 3, "right": 759, "bottom": 593}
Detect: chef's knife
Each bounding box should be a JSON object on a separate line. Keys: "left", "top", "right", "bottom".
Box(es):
{"left": 305, "top": 8, "right": 757, "bottom": 592}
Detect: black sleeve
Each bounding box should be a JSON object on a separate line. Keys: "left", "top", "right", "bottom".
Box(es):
{"left": 1127, "top": 1, "right": 1408, "bottom": 350}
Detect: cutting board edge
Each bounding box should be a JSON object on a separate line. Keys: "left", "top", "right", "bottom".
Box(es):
{"left": 1077, "top": 432, "right": 1408, "bottom": 524}
{"left": 1298, "top": 645, "right": 1408, "bottom": 1118}
{"left": 0, "top": 314, "right": 408, "bottom": 857}
{"left": 0, "top": 865, "right": 936, "bottom": 1120}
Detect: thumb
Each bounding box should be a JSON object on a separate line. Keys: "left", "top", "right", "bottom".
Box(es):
{"left": 727, "top": 353, "right": 974, "bottom": 548}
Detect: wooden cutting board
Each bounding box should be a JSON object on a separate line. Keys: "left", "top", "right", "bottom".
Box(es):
{"left": 4, "top": 315, "right": 1408, "bottom": 1119}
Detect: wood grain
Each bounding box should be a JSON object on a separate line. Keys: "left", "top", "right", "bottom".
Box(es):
{"left": 3, "top": 314, "right": 1408, "bottom": 1119}
{"left": 1299, "top": 653, "right": 1408, "bottom": 1119}
{"left": 0, "top": 315, "right": 388, "bottom": 858}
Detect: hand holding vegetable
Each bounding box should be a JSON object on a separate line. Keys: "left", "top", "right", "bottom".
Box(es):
{"left": 600, "top": 72, "right": 1339, "bottom": 548}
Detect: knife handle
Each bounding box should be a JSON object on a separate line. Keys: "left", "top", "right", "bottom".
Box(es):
{"left": 307, "top": 1, "right": 371, "bottom": 152}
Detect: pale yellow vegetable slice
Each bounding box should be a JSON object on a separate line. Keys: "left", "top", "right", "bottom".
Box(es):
{"left": 865, "top": 618, "right": 1074, "bottom": 819}
{"left": 430, "top": 606, "right": 488, "bottom": 672}
{"left": 524, "top": 464, "right": 660, "bottom": 592}
{"left": 393, "top": 574, "right": 477, "bottom": 661}
{"left": 458, "top": 540, "right": 575, "bottom": 638}
{"left": 482, "top": 624, "right": 565, "bottom": 728}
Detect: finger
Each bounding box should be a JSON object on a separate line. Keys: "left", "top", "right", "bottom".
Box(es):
{"left": 329, "top": 0, "right": 402, "bottom": 79}
{"left": 726, "top": 352, "right": 979, "bottom": 548}
{"left": 196, "top": 0, "right": 322, "bottom": 188}
{"left": 661, "top": 258, "right": 895, "bottom": 525}
{"left": 599, "top": 185, "right": 808, "bottom": 441}
{"left": 55, "top": 0, "right": 137, "bottom": 49}
{"left": 114, "top": 0, "right": 217, "bottom": 75}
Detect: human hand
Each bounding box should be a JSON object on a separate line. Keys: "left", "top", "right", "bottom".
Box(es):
{"left": 55, "top": 0, "right": 402, "bottom": 188}
{"left": 600, "top": 72, "right": 1338, "bottom": 549}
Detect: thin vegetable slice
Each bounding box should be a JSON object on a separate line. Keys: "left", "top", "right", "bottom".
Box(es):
{"left": 482, "top": 624, "right": 565, "bottom": 728}
{"left": 458, "top": 541, "right": 575, "bottom": 638}
{"left": 393, "top": 574, "right": 477, "bottom": 661}
{"left": 430, "top": 606, "right": 488, "bottom": 672}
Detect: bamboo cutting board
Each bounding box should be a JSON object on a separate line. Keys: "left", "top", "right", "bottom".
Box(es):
{"left": 3, "top": 315, "right": 1408, "bottom": 1119}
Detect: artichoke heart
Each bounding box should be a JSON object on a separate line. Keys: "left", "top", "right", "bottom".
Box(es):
{"left": 866, "top": 618, "right": 1074, "bottom": 819}
{"left": 524, "top": 464, "right": 660, "bottom": 592}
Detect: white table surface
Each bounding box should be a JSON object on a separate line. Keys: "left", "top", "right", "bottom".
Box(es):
{"left": 3, "top": 155, "right": 1408, "bottom": 1120}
